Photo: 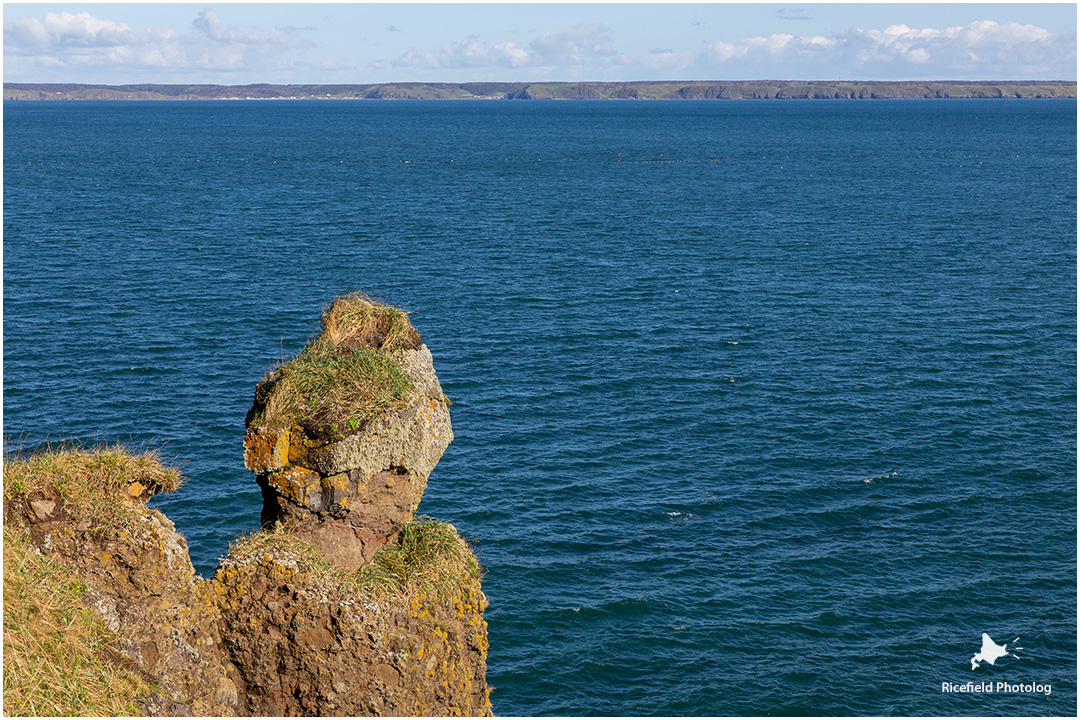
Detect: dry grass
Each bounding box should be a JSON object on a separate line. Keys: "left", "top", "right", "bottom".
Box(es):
{"left": 319, "top": 293, "right": 421, "bottom": 352}
{"left": 3, "top": 444, "right": 183, "bottom": 528}
{"left": 225, "top": 517, "right": 482, "bottom": 601}
{"left": 250, "top": 295, "right": 421, "bottom": 434}
{"left": 3, "top": 525, "right": 153, "bottom": 716}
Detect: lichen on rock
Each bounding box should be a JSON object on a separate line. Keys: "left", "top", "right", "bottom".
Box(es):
{"left": 244, "top": 294, "right": 453, "bottom": 570}
{"left": 3, "top": 446, "right": 243, "bottom": 717}
{"left": 4, "top": 296, "right": 489, "bottom": 717}
{"left": 214, "top": 522, "right": 491, "bottom": 716}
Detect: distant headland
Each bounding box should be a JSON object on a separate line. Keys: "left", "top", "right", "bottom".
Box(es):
{"left": 4, "top": 80, "right": 1076, "bottom": 101}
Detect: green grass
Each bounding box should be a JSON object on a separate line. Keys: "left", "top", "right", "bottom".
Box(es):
{"left": 3, "top": 525, "right": 154, "bottom": 716}
{"left": 3, "top": 444, "right": 183, "bottom": 529}
{"left": 250, "top": 294, "right": 420, "bottom": 434}
{"left": 2, "top": 446, "right": 180, "bottom": 714}
{"left": 225, "top": 517, "right": 482, "bottom": 602}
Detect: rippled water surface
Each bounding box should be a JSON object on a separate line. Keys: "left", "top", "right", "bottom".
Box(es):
{"left": 4, "top": 99, "right": 1076, "bottom": 715}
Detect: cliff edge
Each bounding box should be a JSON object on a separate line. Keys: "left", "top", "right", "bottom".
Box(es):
{"left": 2, "top": 295, "right": 491, "bottom": 717}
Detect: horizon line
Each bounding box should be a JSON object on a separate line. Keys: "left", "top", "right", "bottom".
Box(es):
{"left": 6, "top": 79, "right": 1078, "bottom": 86}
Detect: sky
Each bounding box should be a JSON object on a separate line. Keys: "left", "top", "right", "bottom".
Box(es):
{"left": 3, "top": 3, "right": 1077, "bottom": 85}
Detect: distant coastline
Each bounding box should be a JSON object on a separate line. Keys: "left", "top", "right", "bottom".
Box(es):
{"left": 4, "top": 80, "right": 1076, "bottom": 101}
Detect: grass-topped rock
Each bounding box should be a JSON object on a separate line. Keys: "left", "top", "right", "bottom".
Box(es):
{"left": 243, "top": 294, "right": 453, "bottom": 570}
{"left": 247, "top": 295, "right": 422, "bottom": 438}
{"left": 3, "top": 445, "right": 242, "bottom": 717}
{"left": 214, "top": 519, "right": 491, "bottom": 716}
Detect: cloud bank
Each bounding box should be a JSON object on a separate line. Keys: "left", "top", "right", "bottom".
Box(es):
{"left": 391, "top": 19, "right": 1074, "bottom": 80}
{"left": 3, "top": 8, "right": 1075, "bottom": 84}
{"left": 4, "top": 8, "right": 313, "bottom": 79}
{"left": 695, "top": 21, "right": 1075, "bottom": 78}
{"left": 391, "top": 23, "right": 632, "bottom": 76}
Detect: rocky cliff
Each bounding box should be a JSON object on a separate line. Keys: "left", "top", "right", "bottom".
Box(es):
{"left": 3, "top": 295, "right": 491, "bottom": 717}
{"left": 6, "top": 80, "right": 1078, "bottom": 101}
{"left": 4, "top": 448, "right": 242, "bottom": 716}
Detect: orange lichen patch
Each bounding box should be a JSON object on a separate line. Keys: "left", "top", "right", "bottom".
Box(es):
{"left": 266, "top": 465, "right": 323, "bottom": 507}
{"left": 244, "top": 428, "right": 290, "bottom": 474}
{"left": 325, "top": 472, "right": 351, "bottom": 492}
{"left": 321, "top": 472, "right": 355, "bottom": 512}
{"left": 287, "top": 427, "right": 323, "bottom": 466}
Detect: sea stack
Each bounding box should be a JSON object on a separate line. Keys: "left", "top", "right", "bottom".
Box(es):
{"left": 4, "top": 295, "right": 490, "bottom": 716}
{"left": 243, "top": 294, "right": 454, "bottom": 570}
{"left": 225, "top": 294, "right": 491, "bottom": 715}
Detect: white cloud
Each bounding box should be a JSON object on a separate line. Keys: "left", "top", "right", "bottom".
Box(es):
{"left": 391, "top": 46, "right": 440, "bottom": 69}
{"left": 439, "top": 37, "right": 533, "bottom": 68}
{"left": 5, "top": 11, "right": 138, "bottom": 53}
{"left": 4, "top": 7, "right": 314, "bottom": 78}
{"left": 697, "top": 20, "right": 1074, "bottom": 78}
{"left": 529, "top": 23, "right": 630, "bottom": 66}
{"left": 390, "top": 23, "right": 633, "bottom": 73}
{"left": 644, "top": 48, "right": 695, "bottom": 71}
{"left": 703, "top": 41, "right": 748, "bottom": 62}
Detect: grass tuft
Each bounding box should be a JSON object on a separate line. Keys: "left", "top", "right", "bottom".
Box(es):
{"left": 3, "top": 443, "right": 183, "bottom": 528}
{"left": 224, "top": 517, "right": 482, "bottom": 601}
{"left": 3, "top": 525, "right": 154, "bottom": 716}
{"left": 319, "top": 293, "right": 421, "bottom": 352}
{"left": 250, "top": 295, "right": 421, "bottom": 434}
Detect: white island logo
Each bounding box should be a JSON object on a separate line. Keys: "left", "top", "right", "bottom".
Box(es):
{"left": 941, "top": 635, "right": 1049, "bottom": 696}
{"left": 971, "top": 633, "right": 1021, "bottom": 670}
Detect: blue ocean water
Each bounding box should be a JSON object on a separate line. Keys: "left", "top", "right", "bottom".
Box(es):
{"left": 3, "top": 99, "right": 1076, "bottom": 716}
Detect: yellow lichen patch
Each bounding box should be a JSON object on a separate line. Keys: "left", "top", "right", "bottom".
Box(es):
{"left": 287, "top": 426, "right": 324, "bottom": 466}
{"left": 244, "top": 428, "right": 290, "bottom": 474}
{"left": 266, "top": 465, "right": 322, "bottom": 507}
{"left": 326, "top": 472, "right": 351, "bottom": 491}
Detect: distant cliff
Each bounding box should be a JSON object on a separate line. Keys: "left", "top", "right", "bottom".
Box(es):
{"left": 3, "top": 295, "right": 491, "bottom": 717}
{"left": 4, "top": 80, "right": 1076, "bottom": 101}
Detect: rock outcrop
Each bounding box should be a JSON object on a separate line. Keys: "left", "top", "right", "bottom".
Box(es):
{"left": 244, "top": 296, "right": 453, "bottom": 571}
{"left": 214, "top": 526, "right": 489, "bottom": 716}
{"left": 3, "top": 296, "right": 491, "bottom": 717}
{"left": 3, "top": 451, "right": 243, "bottom": 716}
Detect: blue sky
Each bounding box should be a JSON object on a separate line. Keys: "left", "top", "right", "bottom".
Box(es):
{"left": 4, "top": 3, "right": 1076, "bottom": 84}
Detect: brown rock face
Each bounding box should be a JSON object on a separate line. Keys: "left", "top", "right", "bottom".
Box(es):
{"left": 4, "top": 490, "right": 244, "bottom": 717}
{"left": 245, "top": 332, "right": 453, "bottom": 571}
{"left": 214, "top": 542, "right": 492, "bottom": 716}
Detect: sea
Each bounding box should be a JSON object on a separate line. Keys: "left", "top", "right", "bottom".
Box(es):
{"left": 3, "top": 99, "right": 1076, "bottom": 716}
